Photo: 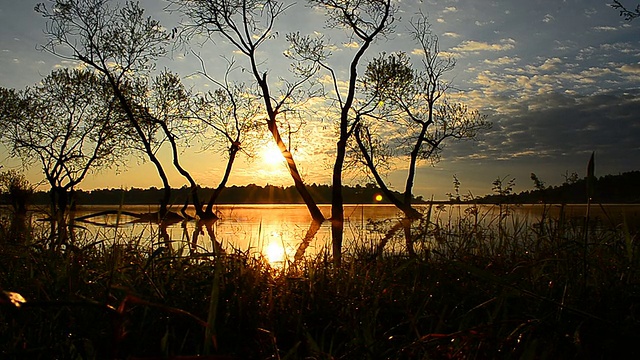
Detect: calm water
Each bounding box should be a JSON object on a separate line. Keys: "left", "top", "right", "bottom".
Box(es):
{"left": 22, "top": 203, "right": 640, "bottom": 263}
{"left": 65, "top": 204, "right": 410, "bottom": 262}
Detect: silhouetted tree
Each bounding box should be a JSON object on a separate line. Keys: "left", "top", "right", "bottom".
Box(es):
{"left": 134, "top": 70, "right": 204, "bottom": 220}
{"left": 286, "top": 0, "right": 396, "bottom": 266}
{"left": 0, "top": 69, "right": 126, "bottom": 245}
{"left": 36, "top": 0, "right": 183, "bottom": 219}
{"left": 612, "top": 0, "right": 640, "bottom": 21}
{"left": 188, "top": 60, "right": 263, "bottom": 220}
{"left": 354, "top": 16, "right": 489, "bottom": 254}
{"left": 170, "top": 0, "right": 325, "bottom": 224}
{"left": 0, "top": 170, "right": 33, "bottom": 214}
{"left": 0, "top": 169, "right": 34, "bottom": 243}
{"left": 530, "top": 173, "right": 546, "bottom": 191}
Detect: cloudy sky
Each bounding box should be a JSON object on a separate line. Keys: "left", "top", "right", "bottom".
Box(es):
{"left": 1, "top": 0, "right": 639, "bottom": 200}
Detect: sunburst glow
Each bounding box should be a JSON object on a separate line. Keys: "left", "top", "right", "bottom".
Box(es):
{"left": 264, "top": 241, "right": 286, "bottom": 264}
{"left": 261, "top": 142, "right": 285, "bottom": 166}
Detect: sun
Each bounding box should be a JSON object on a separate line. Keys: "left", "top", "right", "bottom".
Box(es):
{"left": 261, "top": 142, "right": 285, "bottom": 166}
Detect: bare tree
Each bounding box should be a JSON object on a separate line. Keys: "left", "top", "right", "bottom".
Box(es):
{"left": 172, "top": 0, "right": 397, "bottom": 266}
{"left": 189, "top": 72, "right": 262, "bottom": 220}
{"left": 169, "top": 0, "right": 325, "bottom": 223}
{"left": 286, "top": 0, "right": 396, "bottom": 266}
{"left": 134, "top": 70, "right": 205, "bottom": 221}
{"left": 0, "top": 69, "right": 126, "bottom": 245}
{"left": 611, "top": 0, "right": 640, "bottom": 21}
{"left": 355, "top": 16, "right": 490, "bottom": 255}
{"left": 35, "top": 0, "right": 184, "bottom": 219}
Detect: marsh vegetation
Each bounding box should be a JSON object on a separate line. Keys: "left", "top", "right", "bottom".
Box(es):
{"left": 1, "top": 201, "right": 639, "bottom": 359}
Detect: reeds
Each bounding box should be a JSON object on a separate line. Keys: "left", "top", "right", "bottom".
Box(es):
{"left": 1, "top": 204, "right": 639, "bottom": 359}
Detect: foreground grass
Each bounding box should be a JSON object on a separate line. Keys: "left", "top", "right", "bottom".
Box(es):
{"left": 1, "top": 205, "right": 640, "bottom": 359}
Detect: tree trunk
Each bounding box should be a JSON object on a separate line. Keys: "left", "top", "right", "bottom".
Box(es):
{"left": 51, "top": 186, "right": 68, "bottom": 247}
{"left": 204, "top": 144, "right": 239, "bottom": 219}
{"left": 253, "top": 67, "right": 324, "bottom": 224}
{"left": 157, "top": 119, "right": 201, "bottom": 218}
{"left": 268, "top": 120, "right": 324, "bottom": 222}
{"left": 355, "top": 128, "right": 422, "bottom": 219}
{"left": 103, "top": 71, "right": 172, "bottom": 217}
{"left": 404, "top": 120, "right": 430, "bottom": 207}
{"left": 331, "top": 138, "right": 347, "bottom": 268}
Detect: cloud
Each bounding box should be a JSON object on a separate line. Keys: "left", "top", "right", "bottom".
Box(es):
{"left": 579, "top": 67, "right": 615, "bottom": 79}
{"left": 593, "top": 26, "right": 618, "bottom": 32}
{"left": 452, "top": 39, "right": 516, "bottom": 53}
{"left": 553, "top": 39, "right": 577, "bottom": 51}
{"left": 483, "top": 56, "right": 520, "bottom": 66}
{"left": 444, "top": 90, "right": 640, "bottom": 181}
{"left": 443, "top": 32, "right": 460, "bottom": 38}
{"left": 475, "top": 20, "right": 495, "bottom": 26}
{"left": 542, "top": 14, "right": 554, "bottom": 23}
{"left": 538, "top": 57, "right": 563, "bottom": 71}
{"left": 443, "top": 6, "right": 458, "bottom": 13}
{"left": 620, "top": 63, "right": 640, "bottom": 74}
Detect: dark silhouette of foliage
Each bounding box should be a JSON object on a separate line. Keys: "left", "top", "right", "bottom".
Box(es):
{"left": 0, "top": 68, "right": 127, "bottom": 244}
{"left": 612, "top": 0, "right": 640, "bottom": 21}
{"left": 35, "top": 0, "right": 184, "bottom": 219}
{"left": 478, "top": 171, "right": 640, "bottom": 204}
{"left": 25, "top": 183, "right": 421, "bottom": 206}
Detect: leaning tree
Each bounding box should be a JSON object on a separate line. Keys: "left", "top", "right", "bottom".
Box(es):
{"left": 35, "top": 0, "right": 196, "bottom": 220}
{"left": 169, "top": 0, "right": 326, "bottom": 224}
{"left": 287, "top": 0, "right": 397, "bottom": 267}
{"left": 354, "top": 16, "right": 490, "bottom": 255}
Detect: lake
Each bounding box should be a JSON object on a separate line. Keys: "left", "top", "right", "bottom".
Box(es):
{"left": 63, "top": 204, "right": 408, "bottom": 263}
{"left": 20, "top": 203, "right": 640, "bottom": 264}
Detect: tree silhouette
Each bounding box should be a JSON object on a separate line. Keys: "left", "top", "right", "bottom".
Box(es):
{"left": 170, "top": 0, "right": 325, "bottom": 224}
{"left": 0, "top": 169, "right": 34, "bottom": 243}
{"left": 187, "top": 59, "right": 263, "bottom": 220}
{"left": 36, "top": 0, "right": 181, "bottom": 219}
{"left": 611, "top": 1, "right": 640, "bottom": 21}
{"left": 286, "top": 0, "right": 396, "bottom": 266}
{"left": 0, "top": 69, "right": 126, "bottom": 245}
{"left": 354, "top": 16, "right": 489, "bottom": 254}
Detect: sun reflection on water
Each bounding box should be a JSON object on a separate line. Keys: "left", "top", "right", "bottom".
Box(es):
{"left": 265, "top": 241, "right": 286, "bottom": 264}
{"left": 263, "top": 231, "right": 296, "bottom": 267}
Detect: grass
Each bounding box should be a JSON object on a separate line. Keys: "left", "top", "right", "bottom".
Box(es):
{"left": 1, "top": 204, "right": 640, "bottom": 359}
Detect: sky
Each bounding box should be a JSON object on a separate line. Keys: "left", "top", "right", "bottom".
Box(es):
{"left": 0, "top": 0, "right": 639, "bottom": 200}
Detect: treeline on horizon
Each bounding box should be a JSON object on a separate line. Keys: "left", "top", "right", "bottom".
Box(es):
{"left": 12, "top": 170, "right": 640, "bottom": 206}
{"left": 476, "top": 170, "right": 640, "bottom": 204}
{"left": 22, "top": 183, "right": 425, "bottom": 206}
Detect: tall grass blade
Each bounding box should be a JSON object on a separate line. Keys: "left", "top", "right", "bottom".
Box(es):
{"left": 584, "top": 151, "right": 595, "bottom": 290}
{"left": 204, "top": 251, "right": 222, "bottom": 354}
